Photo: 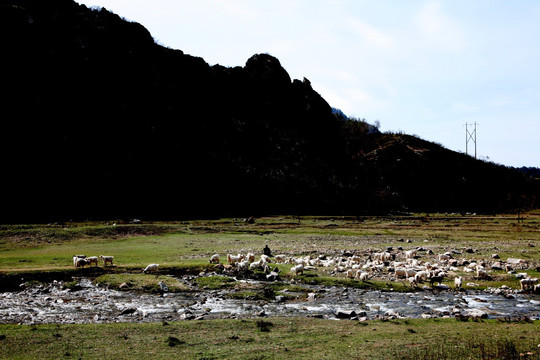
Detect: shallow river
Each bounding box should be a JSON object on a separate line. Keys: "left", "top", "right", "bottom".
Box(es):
{"left": 1, "top": 277, "right": 539, "bottom": 324}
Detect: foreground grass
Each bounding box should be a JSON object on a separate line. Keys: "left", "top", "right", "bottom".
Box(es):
{"left": 0, "top": 318, "right": 538, "bottom": 359}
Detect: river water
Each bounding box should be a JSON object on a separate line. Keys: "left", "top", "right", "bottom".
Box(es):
{"left": 1, "top": 277, "right": 539, "bottom": 324}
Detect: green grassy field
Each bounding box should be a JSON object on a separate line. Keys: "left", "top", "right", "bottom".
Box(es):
{"left": 1, "top": 213, "right": 539, "bottom": 359}
{"left": 1, "top": 213, "right": 539, "bottom": 272}
{"left": 0, "top": 318, "right": 538, "bottom": 359}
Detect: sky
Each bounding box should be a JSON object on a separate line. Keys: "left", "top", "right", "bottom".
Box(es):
{"left": 75, "top": 0, "right": 540, "bottom": 168}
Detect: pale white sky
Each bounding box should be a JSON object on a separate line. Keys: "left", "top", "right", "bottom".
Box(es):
{"left": 76, "top": 0, "right": 540, "bottom": 167}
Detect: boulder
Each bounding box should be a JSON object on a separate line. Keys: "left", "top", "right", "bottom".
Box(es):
{"left": 466, "top": 309, "right": 488, "bottom": 319}
{"left": 335, "top": 310, "right": 357, "bottom": 319}
{"left": 120, "top": 307, "right": 137, "bottom": 315}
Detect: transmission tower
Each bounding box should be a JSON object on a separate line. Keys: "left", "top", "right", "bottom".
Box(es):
{"left": 465, "top": 122, "right": 478, "bottom": 159}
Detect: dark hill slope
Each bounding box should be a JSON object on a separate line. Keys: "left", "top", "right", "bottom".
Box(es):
{"left": 0, "top": 0, "right": 537, "bottom": 222}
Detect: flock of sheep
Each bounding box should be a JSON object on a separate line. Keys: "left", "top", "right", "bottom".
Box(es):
{"left": 211, "top": 247, "right": 539, "bottom": 293}
{"left": 72, "top": 246, "right": 538, "bottom": 293}
{"left": 72, "top": 254, "right": 114, "bottom": 268}
{"left": 73, "top": 254, "right": 159, "bottom": 274}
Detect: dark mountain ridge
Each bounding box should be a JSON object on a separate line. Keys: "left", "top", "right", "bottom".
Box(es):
{"left": 1, "top": 0, "right": 538, "bottom": 222}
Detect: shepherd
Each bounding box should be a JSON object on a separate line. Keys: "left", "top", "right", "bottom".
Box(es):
{"left": 263, "top": 244, "right": 272, "bottom": 257}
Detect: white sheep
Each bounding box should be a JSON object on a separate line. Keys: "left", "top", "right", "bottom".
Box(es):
{"left": 415, "top": 270, "right": 429, "bottom": 283}
{"left": 143, "top": 263, "right": 159, "bottom": 274}
{"left": 209, "top": 254, "right": 220, "bottom": 264}
{"left": 260, "top": 254, "right": 271, "bottom": 263}
{"left": 86, "top": 256, "right": 99, "bottom": 267}
{"left": 356, "top": 271, "right": 369, "bottom": 282}
{"left": 290, "top": 264, "right": 304, "bottom": 276}
{"left": 274, "top": 254, "right": 287, "bottom": 263}
{"left": 99, "top": 255, "right": 114, "bottom": 267}
{"left": 405, "top": 249, "right": 417, "bottom": 259}
{"left": 345, "top": 269, "right": 356, "bottom": 278}
{"left": 237, "top": 260, "right": 250, "bottom": 270}
{"left": 74, "top": 257, "right": 89, "bottom": 268}
{"left": 249, "top": 259, "right": 266, "bottom": 270}
{"left": 73, "top": 255, "right": 86, "bottom": 266}
{"left": 227, "top": 254, "right": 244, "bottom": 265}
{"left": 476, "top": 268, "right": 491, "bottom": 280}
{"left": 407, "top": 276, "right": 417, "bottom": 287}
{"left": 394, "top": 267, "right": 408, "bottom": 278}
{"left": 454, "top": 276, "right": 463, "bottom": 290}
{"left": 438, "top": 254, "right": 451, "bottom": 262}
{"left": 520, "top": 278, "right": 539, "bottom": 291}
{"left": 246, "top": 253, "right": 255, "bottom": 263}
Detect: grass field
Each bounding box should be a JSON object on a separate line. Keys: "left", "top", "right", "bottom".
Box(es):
{"left": 1, "top": 212, "right": 539, "bottom": 272}
{"left": 1, "top": 212, "right": 539, "bottom": 359}
{"left": 0, "top": 318, "right": 538, "bottom": 359}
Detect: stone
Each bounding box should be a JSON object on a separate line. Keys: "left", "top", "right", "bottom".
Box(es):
{"left": 335, "top": 310, "right": 357, "bottom": 319}
{"left": 466, "top": 309, "right": 488, "bottom": 319}
{"left": 120, "top": 307, "right": 137, "bottom": 315}
{"left": 435, "top": 284, "right": 450, "bottom": 290}
{"left": 158, "top": 281, "right": 169, "bottom": 292}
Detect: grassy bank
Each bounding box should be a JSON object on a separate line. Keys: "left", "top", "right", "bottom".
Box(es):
{"left": 0, "top": 318, "right": 538, "bottom": 359}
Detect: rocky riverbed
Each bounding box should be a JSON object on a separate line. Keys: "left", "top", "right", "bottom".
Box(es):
{"left": 1, "top": 276, "right": 539, "bottom": 325}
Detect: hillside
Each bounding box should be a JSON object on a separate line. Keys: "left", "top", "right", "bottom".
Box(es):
{"left": 1, "top": 0, "right": 538, "bottom": 222}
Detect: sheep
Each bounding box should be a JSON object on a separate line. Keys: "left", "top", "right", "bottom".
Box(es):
{"left": 520, "top": 278, "right": 539, "bottom": 291}
{"left": 405, "top": 268, "right": 417, "bottom": 278}
{"left": 394, "top": 267, "right": 408, "bottom": 278}
{"left": 249, "top": 259, "right": 266, "bottom": 270}
{"left": 246, "top": 253, "right": 255, "bottom": 263}
{"left": 454, "top": 276, "right": 463, "bottom": 290}
{"left": 274, "top": 254, "right": 287, "bottom": 263}
{"left": 237, "top": 260, "right": 250, "bottom": 270}
{"left": 143, "top": 263, "right": 159, "bottom": 274}
{"left": 405, "top": 249, "right": 417, "bottom": 259}
{"left": 345, "top": 269, "right": 356, "bottom": 278}
{"left": 209, "top": 254, "right": 220, "bottom": 264}
{"left": 260, "top": 254, "right": 271, "bottom": 263}
{"left": 415, "top": 270, "right": 430, "bottom": 283}
{"left": 356, "top": 271, "right": 370, "bottom": 282}
{"left": 73, "top": 255, "right": 86, "bottom": 266}
{"left": 290, "top": 264, "right": 304, "bottom": 276}
{"left": 86, "top": 256, "right": 99, "bottom": 267}
{"left": 407, "top": 276, "right": 417, "bottom": 287}
{"left": 438, "top": 254, "right": 451, "bottom": 262}
{"left": 99, "top": 255, "right": 114, "bottom": 267}
{"left": 74, "top": 257, "right": 89, "bottom": 268}
{"left": 373, "top": 252, "right": 392, "bottom": 263}
{"left": 476, "top": 268, "right": 491, "bottom": 280}
{"left": 227, "top": 254, "right": 244, "bottom": 265}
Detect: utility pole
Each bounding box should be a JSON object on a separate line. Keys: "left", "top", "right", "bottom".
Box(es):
{"left": 465, "top": 122, "right": 478, "bottom": 159}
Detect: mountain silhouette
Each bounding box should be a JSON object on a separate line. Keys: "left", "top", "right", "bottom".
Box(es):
{"left": 1, "top": 0, "right": 537, "bottom": 222}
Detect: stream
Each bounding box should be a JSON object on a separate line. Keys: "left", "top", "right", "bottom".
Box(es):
{"left": 1, "top": 277, "right": 539, "bottom": 324}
